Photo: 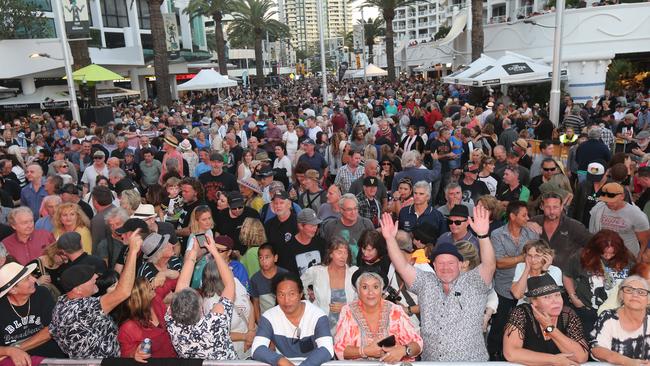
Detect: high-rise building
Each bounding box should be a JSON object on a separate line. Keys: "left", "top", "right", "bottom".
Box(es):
{"left": 282, "top": 0, "right": 352, "bottom": 52}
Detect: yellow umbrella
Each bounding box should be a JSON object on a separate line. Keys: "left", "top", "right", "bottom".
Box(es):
{"left": 66, "top": 64, "right": 123, "bottom": 82}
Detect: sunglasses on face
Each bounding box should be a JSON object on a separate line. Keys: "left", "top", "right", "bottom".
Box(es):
{"left": 600, "top": 192, "right": 620, "bottom": 198}
{"left": 543, "top": 167, "right": 557, "bottom": 172}
{"left": 230, "top": 206, "right": 244, "bottom": 211}
{"left": 447, "top": 219, "right": 467, "bottom": 226}
{"left": 93, "top": 156, "right": 103, "bottom": 160}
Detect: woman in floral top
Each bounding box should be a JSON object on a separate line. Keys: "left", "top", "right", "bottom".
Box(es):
{"left": 334, "top": 268, "right": 422, "bottom": 363}
{"left": 165, "top": 233, "right": 237, "bottom": 360}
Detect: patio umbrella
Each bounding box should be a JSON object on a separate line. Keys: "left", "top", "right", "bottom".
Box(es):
{"left": 67, "top": 64, "right": 123, "bottom": 82}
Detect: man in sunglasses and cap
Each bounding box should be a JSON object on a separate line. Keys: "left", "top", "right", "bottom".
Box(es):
{"left": 589, "top": 182, "right": 650, "bottom": 258}
{"left": 0, "top": 262, "right": 66, "bottom": 365}
{"left": 503, "top": 274, "right": 588, "bottom": 366}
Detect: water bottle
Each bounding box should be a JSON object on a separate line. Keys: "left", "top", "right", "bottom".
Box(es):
{"left": 140, "top": 338, "right": 152, "bottom": 355}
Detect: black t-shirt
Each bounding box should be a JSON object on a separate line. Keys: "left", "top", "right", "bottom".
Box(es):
{"left": 518, "top": 154, "right": 533, "bottom": 170}
{"left": 496, "top": 183, "right": 525, "bottom": 203}
{"left": 198, "top": 171, "right": 239, "bottom": 206}
{"left": 77, "top": 200, "right": 94, "bottom": 220}
{"left": 0, "top": 286, "right": 66, "bottom": 357}
{"left": 528, "top": 175, "right": 545, "bottom": 201}
{"left": 3, "top": 178, "right": 21, "bottom": 201}
{"left": 265, "top": 213, "right": 298, "bottom": 254}
{"left": 427, "top": 139, "right": 452, "bottom": 172}
{"left": 213, "top": 207, "right": 260, "bottom": 254}
{"left": 279, "top": 236, "right": 326, "bottom": 276}
{"left": 55, "top": 253, "right": 107, "bottom": 291}
{"left": 459, "top": 179, "right": 490, "bottom": 206}
{"left": 637, "top": 188, "right": 650, "bottom": 213}
{"left": 615, "top": 122, "right": 635, "bottom": 138}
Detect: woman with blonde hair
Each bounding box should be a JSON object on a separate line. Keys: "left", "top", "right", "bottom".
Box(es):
{"left": 120, "top": 189, "right": 141, "bottom": 216}
{"left": 53, "top": 202, "right": 92, "bottom": 254}
{"left": 239, "top": 217, "right": 267, "bottom": 277}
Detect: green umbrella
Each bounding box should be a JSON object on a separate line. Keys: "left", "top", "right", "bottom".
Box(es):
{"left": 67, "top": 64, "right": 123, "bottom": 82}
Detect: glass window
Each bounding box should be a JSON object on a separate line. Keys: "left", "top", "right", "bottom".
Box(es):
{"left": 101, "top": 0, "right": 129, "bottom": 28}
{"left": 137, "top": 0, "right": 150, "bottom": 29}
{"left": 27, "top": 0, "right": 52, "bottom": 12}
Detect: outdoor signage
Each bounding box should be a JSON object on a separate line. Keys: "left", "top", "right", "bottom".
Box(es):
{"left": 468, "top": 65, "right": 493, "bottom": 78}
{"left": 338, "top": 62, "right": 349, "bottom": 82}
{"left": 163, "top": 14, "right": 180, "bottom": 52}
{"left": 502, "top": 62, "right": 534, "bottom": 75}
{"left": 42, "top": 100, "right": 70, "bottom": 108}
{"left": 482, "top": 78, "right": 501, "bottom": 85}
{"left": 548, "top": 70, "right": 569, "bottom": 77}
{"left": 63, "top": 0, "right": 90, "bottom": 40}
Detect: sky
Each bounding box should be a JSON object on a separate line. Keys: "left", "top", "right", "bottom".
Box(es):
{"left": 351, "top": 6, "right": 379, "bottom": 22}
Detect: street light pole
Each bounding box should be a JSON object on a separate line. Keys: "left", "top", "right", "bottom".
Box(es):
{"left": 317, "top": 0, "right": 328, "bottom": 103}
{"left": 52, "top": 0, "right": 81, "bottom": 123}
{"left": 549, "top": 0, "right": 565, "bottom": 127}
{"left": 361, "top": 7, "right": 367, "bottom": 82}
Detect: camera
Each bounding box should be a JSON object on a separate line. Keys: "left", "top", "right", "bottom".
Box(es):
{"left": 383, "top": 286, "right": 402, "bottom": 304}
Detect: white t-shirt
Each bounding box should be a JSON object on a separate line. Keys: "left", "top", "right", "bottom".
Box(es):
{"left": 512, "top": 264, "right": 563, "bottom": 305}
{"left": 81, "top": 164, "right": 109, "bottom": 192}
{"left": 203, "top": 278, "right": 251, "bottom": 359}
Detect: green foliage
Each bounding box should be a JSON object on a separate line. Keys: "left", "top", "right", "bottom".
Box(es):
{"left": 606, "top": 59, "right": 637, "bottom": 94}
{"left": 0, "top": 0, "right": 51, "bottom": 40}
{"left": 227, "top": 0, "right": 291, "bottom": 42}
{"left": 434, "top": 25, "right": 450, "bottom": 40}
{"left": 295, "top": 49, "right": 312, "bottom": 62}
{"left": 361, "top": 17, "right": 385, "bottom": 48}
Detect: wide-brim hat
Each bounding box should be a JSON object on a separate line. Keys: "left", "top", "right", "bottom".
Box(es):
{"left": 524, "top": 273, "right": 564, "bottom": 298}
{"left": 238, "top": 177, "right": 262, "bottom": 194}
{"left": 131, "top": 204, "right": 157, "bottom": 220}
{"left": 0, "top": 262, "right": 37, "bottom": 298}
{"left": 179, "top": 139, "right": 192, "bottom": 152}
{"left": 164, "top": 135, "right": 179, "bottom": 148}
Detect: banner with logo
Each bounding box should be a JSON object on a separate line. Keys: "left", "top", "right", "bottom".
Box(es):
{"left": 63, "top": 0, "right": 90, "bottom": 40}
{"left": 163, "top": 14, "right": 180, "bottom": 52}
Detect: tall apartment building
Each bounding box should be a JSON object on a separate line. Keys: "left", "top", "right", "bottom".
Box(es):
{"left": 282, "top": 0, "right": 352, "bottom": 51}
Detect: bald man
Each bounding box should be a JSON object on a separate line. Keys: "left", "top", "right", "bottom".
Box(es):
{"left": 21, "top": 163, "right": 47, "bottom": 218}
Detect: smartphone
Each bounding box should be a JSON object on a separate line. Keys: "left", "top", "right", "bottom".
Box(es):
{"left": 195, "top": 233, "right": 207, "bottom": 248}
{"left": 377, "top": 335, "right": 396, "bottom": 348}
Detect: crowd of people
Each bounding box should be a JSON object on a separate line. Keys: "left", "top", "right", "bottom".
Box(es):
{"left": 0, "top": 75, "right": 649, "bottom": 366}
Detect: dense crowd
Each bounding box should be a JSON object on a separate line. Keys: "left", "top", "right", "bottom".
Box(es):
{"left": 0, "top": 75, "right": 649, "bottom": 366}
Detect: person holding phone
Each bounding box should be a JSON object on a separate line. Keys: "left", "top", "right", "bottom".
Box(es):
{"left": 333, "top": 267, "right": 422, "bottom": 362}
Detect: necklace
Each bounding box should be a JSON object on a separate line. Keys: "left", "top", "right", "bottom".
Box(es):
{"left": 9, "top": 298, "right": 30, "bottom": 319}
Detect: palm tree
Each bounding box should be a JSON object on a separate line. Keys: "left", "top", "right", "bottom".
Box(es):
{"left": 148, "top": 0, "right": 172, "bottom": 108}
{"left": 185, "top": 0, "right": 235, "bottom": 75}
{"left": 357, "top": 0, "right": 423, "bottom": 81}
{"left": 361, "top": 17, "right": 385, "bottom": 64}
{"left": 228, "top": 0, "right": 290, "bottom": 88}
{"left": 471, "top": 0, "right": 484, "bottom": 61}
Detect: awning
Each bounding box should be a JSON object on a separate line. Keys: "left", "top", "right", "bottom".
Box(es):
{"left": 442, "top": 51, "right": 568, "bottom": 86}
{"left": 177, "top": 68, "right": 237, "bottom": 91}
{"left": 344, "top": 63, "right": 388, "bottom": 79}
{"left": 0, "top": 85, "right": 140, "bottom": 110}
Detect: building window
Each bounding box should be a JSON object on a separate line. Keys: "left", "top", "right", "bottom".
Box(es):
{"left": 105, "top": 32, "right": 126, "bottom": 47}
{"left": 137, "top": 0, "right": 150, "bottom": 29}
{"left": 28, "top": 0, "right": 52, "bottom": 12}
{"left": 101, "top": 0, "right": 129, "bottom": 28}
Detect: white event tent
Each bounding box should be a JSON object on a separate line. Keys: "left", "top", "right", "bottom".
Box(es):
{"left": 177, "top": 68, "right": 237, "bottom": 91}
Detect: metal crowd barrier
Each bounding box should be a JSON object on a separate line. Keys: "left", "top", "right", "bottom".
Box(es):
{"left": 40, "top": 359, "right": 615, "bottom": 366}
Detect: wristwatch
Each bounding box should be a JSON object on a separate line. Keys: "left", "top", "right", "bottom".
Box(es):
{"left": 405, "top": 345, "right": 413, "bottom": 357}
{"left": 544, "top": 325, "right": 555, "bottom": 334}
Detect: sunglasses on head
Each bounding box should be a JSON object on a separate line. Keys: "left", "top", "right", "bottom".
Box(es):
{"left": 447, "top": 219, "right": 467, "bottom": 226}
{"left": 600, "top": 192, "right": 620, "bottom": 198}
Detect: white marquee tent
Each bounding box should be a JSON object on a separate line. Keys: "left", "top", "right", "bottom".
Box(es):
{"left": 346, "top": 63, "right": 388, "bottom": 79}
{"left": 442, "top": 51, "right": 567, "bottom": 86}
{"left": 177, "top": 68, "right": 237, "bottom": 91}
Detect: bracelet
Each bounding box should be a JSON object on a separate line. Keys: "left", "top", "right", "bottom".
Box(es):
{"left": 476, "top": 232, "right": 490, "bottom": 239}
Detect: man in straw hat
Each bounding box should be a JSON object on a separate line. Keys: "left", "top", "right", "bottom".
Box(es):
{"left": 503, "top": 273, "right": 588, "bottom": 366}
{"left": 49, "top": 229, "right": 143, "bottom": 359}
{"left": 0, "top": 262, "right": 66, "bottom": 364}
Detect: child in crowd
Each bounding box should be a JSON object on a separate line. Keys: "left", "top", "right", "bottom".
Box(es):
{"left": 249, "top": 244, "right": 288, "bottom": 322}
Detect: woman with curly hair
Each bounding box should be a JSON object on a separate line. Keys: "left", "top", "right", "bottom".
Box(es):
{"left": 563, "top": 230, "right": 635, "bottom": 334}
{"left": 239, "top": 217, "right": 267, "bottom": 277}
{"left": 53, "top": 202, "right": 92, "bottom": 254}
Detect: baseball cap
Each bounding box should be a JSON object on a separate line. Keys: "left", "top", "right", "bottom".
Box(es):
{"left": 115, "top": 218, "right": 149, "bottom": 234}
{"left": 272, "top": 190, "right": 290, "bottom": 200}
{"left": 363, "top": 176, "right": 379, "bottom": 187}
{"left": 297, "top": 208, "right": 322, "bottom": 225}
{"left": 209, "top": 151, "right": 224, "bottom": 162}
{"left": 430, "top": 242, "right": 464, "bottom": 262}
{"left": 587, "top": 160, "right": 606, "bottom": 182}
{"left": 60, "top": 265, "right": 96, "bottom": 293}
{"left": 302, "top": 138, "right": 316, "bottom": 145}
{"left": 228, "top": 192, "right": 245, "bottom": 209}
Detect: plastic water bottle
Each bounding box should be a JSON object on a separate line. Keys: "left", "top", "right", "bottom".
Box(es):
{"left": 140, "top": 338, "right": 152, "bottom": 354}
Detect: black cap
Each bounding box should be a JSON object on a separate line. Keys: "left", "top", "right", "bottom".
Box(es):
{"left": 448, "top": 204, "right": 470, "bottom": 218}
{"left": 363, "top": 176, "right": 379, "bottom": 187}
{"left": 228, "top": 191, "right": 245, "bottom": 209}
{"left": 56, "top": 231, "right": 82, "bottom": 250}
{"left": 525, "top": 273, "right": 564, "bottom": 298}
{"left": 115, "top": 218, "right": 149, "bottom": 234}
{"left": 256, "top": 165, "right": 275, "bottom": 178}
{"left": 60, "top": 265, "right": 96, "bottom": 293}
{"left": 272, "top": 190, "right": 290, "bottom": 200}
{"left": 302, "top": 138, "right": 316, "bottom": 145}
{"left": 430, "top": 242, "right": 464, "bottom": 262}
{"left": 209, "top": 151, "right": 224, "bottom": 162}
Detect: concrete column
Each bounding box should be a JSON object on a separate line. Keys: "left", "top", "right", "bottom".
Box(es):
{"left": 130, "top": 68, "right": 143, "bottom": 96}
{"left": 21, "top": 77, "right": 36, "bottom": 95}
{"left": 566, "top": 59, "right": 610, "bottom": 105}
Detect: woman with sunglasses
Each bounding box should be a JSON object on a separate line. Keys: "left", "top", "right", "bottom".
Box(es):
{"left": 387, "top": 178, "right": 413, "bottom": 218}
{"left": 563, "top": 230, "right": 635, "bottom": 335}
{"left": 251, "top": 272, "right": 334, "bottom": 366}
{"left": 379, "top": 158, "right": 395, "bottom": 194}
{"left": 590, "top": 275, "right": 650, "bottom": 364}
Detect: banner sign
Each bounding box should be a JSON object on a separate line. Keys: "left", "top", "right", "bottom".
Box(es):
{"left": 502, "top": 62, "right": 534, "bottom": 75}
{"left": 338, "top": 61, "right": 348, "bottom": 82}
{"left": 163, "top": 14, "right": 180, "bottom": 52}
{"left": 63, "top": 0, "right": 90, "bottom": 40}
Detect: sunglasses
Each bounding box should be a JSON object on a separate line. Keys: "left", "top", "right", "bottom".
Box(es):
{"left": 600, "top": 192, "right": 620, "bottom": 198}
{"left": 93, "top": 156, "right": 104, "bottom": 160}
{"left": 381, "top": 162, "right": 392, "bottom": 166}
{"left": 230, "top": 206, "right": 244, "bottom": 211}
{"left": 543, "top": 167, "right": 557, "bottom": 172}
{"left": 447, "top": 219, "right": 467, "bottom": 226}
